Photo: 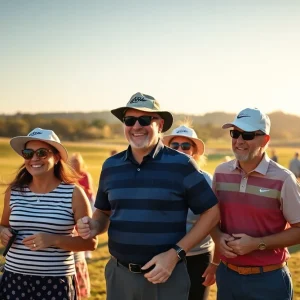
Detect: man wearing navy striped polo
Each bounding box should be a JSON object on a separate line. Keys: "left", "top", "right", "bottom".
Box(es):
{"left": 77, "top": 92, "right": 220, "bottom": 300}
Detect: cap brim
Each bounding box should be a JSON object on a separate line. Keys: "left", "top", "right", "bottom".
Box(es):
{"left": 10, "top": 136, "right": 68, "bottom": 162}
{"left": 111, "top": 107, "right": 173, "bottom": 132}
{"left": 163, "top": 135, "right": 205, "bottom": 156}
{"left": 222, "top": 121, "right": 260, "bottom": 132}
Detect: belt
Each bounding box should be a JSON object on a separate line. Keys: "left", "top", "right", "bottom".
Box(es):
{"left": 221, "top": 260, "right": 286, "bottom": 275}
{"left": 112, "top": 256, "right": 183, "bottom": 274}
{"left": 111, "top": 256, "right": 155, "bottom": 274}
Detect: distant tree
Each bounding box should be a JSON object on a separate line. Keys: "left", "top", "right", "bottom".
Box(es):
{"left": 101, "top": 125, "right": 112, "bottom": 138}
{"left": 91, "top": 119, "right": 106, "bottom": 129}
{"left": 50, "top": 119, "right": 76, "bottom": 140}
{"left": 83, "top": 126, "right": 102, "bottom": 139}
{"left": 110, "top": 123, "right": 124, "bottom": 137}
{"left": 5, "top": 119, "right": 30, "bottom": 137}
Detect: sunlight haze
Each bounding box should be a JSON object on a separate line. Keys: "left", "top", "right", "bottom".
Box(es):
{"left": 1, "top": 0, "right": 300, "bottom": 116}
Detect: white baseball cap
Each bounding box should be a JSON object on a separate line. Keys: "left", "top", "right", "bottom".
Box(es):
{"left": 222, "top": 108, "right": 270, "bottom": 134}
{"left": 10, "top": 128, "right": 68, "bottom": 162}
{"left": 163, "top": 125, "right": 205, "bottom": 155}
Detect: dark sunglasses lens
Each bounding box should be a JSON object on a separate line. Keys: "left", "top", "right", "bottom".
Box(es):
{"left": 230, "top": 130, "right": 240, "bottom": 139}
{"left": 170, "top": 142, "right": 180, "bottom": 150}
{"left": 123, "top": 117, "right": 136, "bottom": 126}
{"left": 36, "top": 149, "right": 49, "bottom": 158}
{"left": 230, "top": 130, "right": 255, "bottom": 140}
{"left": 123, "top": 116, "right": 153, "bottom": 126}
{"left": 170, "top": 142, "right": 191, "bottom": 150}
{"left": 138, "top": 116, "right": 152, "bottom": 126}
{"left": 242, "top": 132, "right": 255, "bottom": 140}
{"left": 181, "top": 143, "right": 192, "bottom": 150}
{"left": 22, "top": 149, "right": 34, "bottom": 159}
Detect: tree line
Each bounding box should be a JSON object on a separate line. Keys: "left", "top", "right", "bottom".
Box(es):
{"left": 1, "top": 110, "right": 299, "bottom": 142}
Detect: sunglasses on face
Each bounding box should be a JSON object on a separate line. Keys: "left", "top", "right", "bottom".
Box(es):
{"left": 230, "top": 130, "right": 265, "bottom": 141}
{"left": 21, "top": 148, "right": 53, "bottom": 160}
{"left": 123, "top": 116, "right": 159, "bottom": 127}
{"left": 170, "top": 142, "right": 193, "bottom": 151}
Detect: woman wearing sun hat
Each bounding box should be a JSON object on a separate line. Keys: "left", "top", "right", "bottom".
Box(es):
{"left": 163, "top": 122, "right": 218, "bottom": 300}
{"left": 0, "top": 128, "right": 97, "bottom": 300}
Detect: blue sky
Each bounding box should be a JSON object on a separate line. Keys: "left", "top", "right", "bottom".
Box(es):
{"left": 1, "top": 0, "right": 300, "bottom": 116}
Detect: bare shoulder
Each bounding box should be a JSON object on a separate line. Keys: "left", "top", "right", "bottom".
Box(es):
{"left": 72, "top": 184, "right": 86, "bottom": 198}
{"left": 4, "top": 188, "right": 11, "bottom": 202}
{"left": 72, "top": 185, "right": 92, "bottom": 220}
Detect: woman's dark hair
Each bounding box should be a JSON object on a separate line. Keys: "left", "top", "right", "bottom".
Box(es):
{"left": 7, "top": 144, "right": 79, "bottom": 192}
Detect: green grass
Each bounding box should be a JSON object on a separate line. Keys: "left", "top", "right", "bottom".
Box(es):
{"left": 0, "top": 138, "right": 299, "bottom": 299}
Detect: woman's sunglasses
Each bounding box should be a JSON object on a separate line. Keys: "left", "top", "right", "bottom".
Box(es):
{"left": 21, "top": 148, "right": 53, "bottom": 160}
{"left": 230, "top": 130, "right": 265, "bottom": 141}
{"left": 170, "top": 142, "right": 193, "bottom": 151}
{"left": 123, "top": 116, "right": 159, "bottom": 127}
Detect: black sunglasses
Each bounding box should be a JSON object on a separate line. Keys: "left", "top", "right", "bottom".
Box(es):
{"left": 123, "top": 116, "right": 159, "bottom": 127}
{"left": 21, "top": 148, "right": 53, "bottom": 160}
{"left": 170, "top": 142, "right": 193, "bottom": 151}
{"left": 230, "top": 130, "right": 265, "bottom": 141}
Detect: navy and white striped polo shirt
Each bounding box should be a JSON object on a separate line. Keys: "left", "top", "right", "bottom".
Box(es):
{"left": 95, "top": 140, "right": 218, "bottom": 264}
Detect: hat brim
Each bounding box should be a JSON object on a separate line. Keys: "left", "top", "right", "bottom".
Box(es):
{"left": 111, "top": 107, "right": 173, "bottom": 132}
{"left": 163, "top": 134, "right": 205, "bottom": 156}
{"left": 222, "top": 121, "right": 262, "bottom": 133}
{"left": 10, "top": 136, "right": 68, "bottom": 162}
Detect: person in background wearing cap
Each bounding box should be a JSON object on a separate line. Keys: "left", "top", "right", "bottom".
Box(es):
{"left": 163, "top": 122, "right": 218, "bottom": 300}
{"left": 77, "top": 92, "right": 220, "bottom": 300}
{"left": 0, "top": 128, "right": 97, "bottom": 300}
{"left": 211, "top": 108, "right": 300, "bottom": 300}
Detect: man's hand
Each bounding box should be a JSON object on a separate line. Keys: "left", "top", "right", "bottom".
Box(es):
{"left": 226, "top": 233, "right": 258, "bottom": 255}
{"left": 215, "top": 233, "right": 237, "bottom": 258}
{"left": 142, "top": 249, "right": 179, "bottom": 284}
{"left": 202, "top": 263, "right": 218, "bottom": 286}
{"left": 77, "top": 216, "right": 93, "bottom": 239}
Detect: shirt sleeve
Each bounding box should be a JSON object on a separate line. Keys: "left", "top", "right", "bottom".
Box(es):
{"left": 184, "top": 158, "right": 218, "bottom": 215}
{"left": 94, "top": 166, "right": 111, "bottom": 211}
{"left": 281, "top": 174, "right": 300, "bottom": 224}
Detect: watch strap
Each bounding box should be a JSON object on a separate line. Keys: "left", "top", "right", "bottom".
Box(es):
{"left": 172, "top": 245, "right": 186, "bottom": 260}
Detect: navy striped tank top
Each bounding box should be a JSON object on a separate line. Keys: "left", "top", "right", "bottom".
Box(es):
{"left": 6, "top": 183, "right": 76, "bottom": 276}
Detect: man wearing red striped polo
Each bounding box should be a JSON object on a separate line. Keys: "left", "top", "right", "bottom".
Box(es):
{"left": 212, "top": 107, "right": 300, "bottom": 300}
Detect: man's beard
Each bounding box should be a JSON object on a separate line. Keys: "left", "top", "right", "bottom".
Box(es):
{"left": 129, "top": 135, "right": 150, "bottom": 149}
{"left": 233, "top": 147, "right": 260, "bottom": 162}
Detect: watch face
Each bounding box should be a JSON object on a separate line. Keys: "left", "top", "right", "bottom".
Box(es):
{"left": 258, "top": 243, "right": 266, "bottom": 250}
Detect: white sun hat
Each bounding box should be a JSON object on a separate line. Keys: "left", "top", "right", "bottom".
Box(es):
{"left": 10, "top": 128, "right": 68, "bottom": 162}
{"left": 163, "top": 125, "right": 205, "bottom": 155}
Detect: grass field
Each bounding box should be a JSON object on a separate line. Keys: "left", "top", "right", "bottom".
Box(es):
{"left": 0, "top": 138, "right": 300, "bottom": 299}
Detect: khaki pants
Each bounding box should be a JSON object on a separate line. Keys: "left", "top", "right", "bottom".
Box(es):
{"left": 105, "top": 257, "right": 190, "bottom": 300}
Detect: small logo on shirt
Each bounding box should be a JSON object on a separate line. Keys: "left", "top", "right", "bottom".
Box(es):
{"left": 259, "top": 188, "right": 270, "bottom": 193}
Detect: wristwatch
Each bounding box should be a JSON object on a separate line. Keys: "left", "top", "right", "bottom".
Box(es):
{"left": 258, "top": 240, "right": 267, "bottom": 250}
{"left": 172, "top": 245, "right": 186, "bottom": 260}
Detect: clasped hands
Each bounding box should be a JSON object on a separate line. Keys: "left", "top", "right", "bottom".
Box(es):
{"left": 217, "top": 233, "right": 259, "bottom": 258}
